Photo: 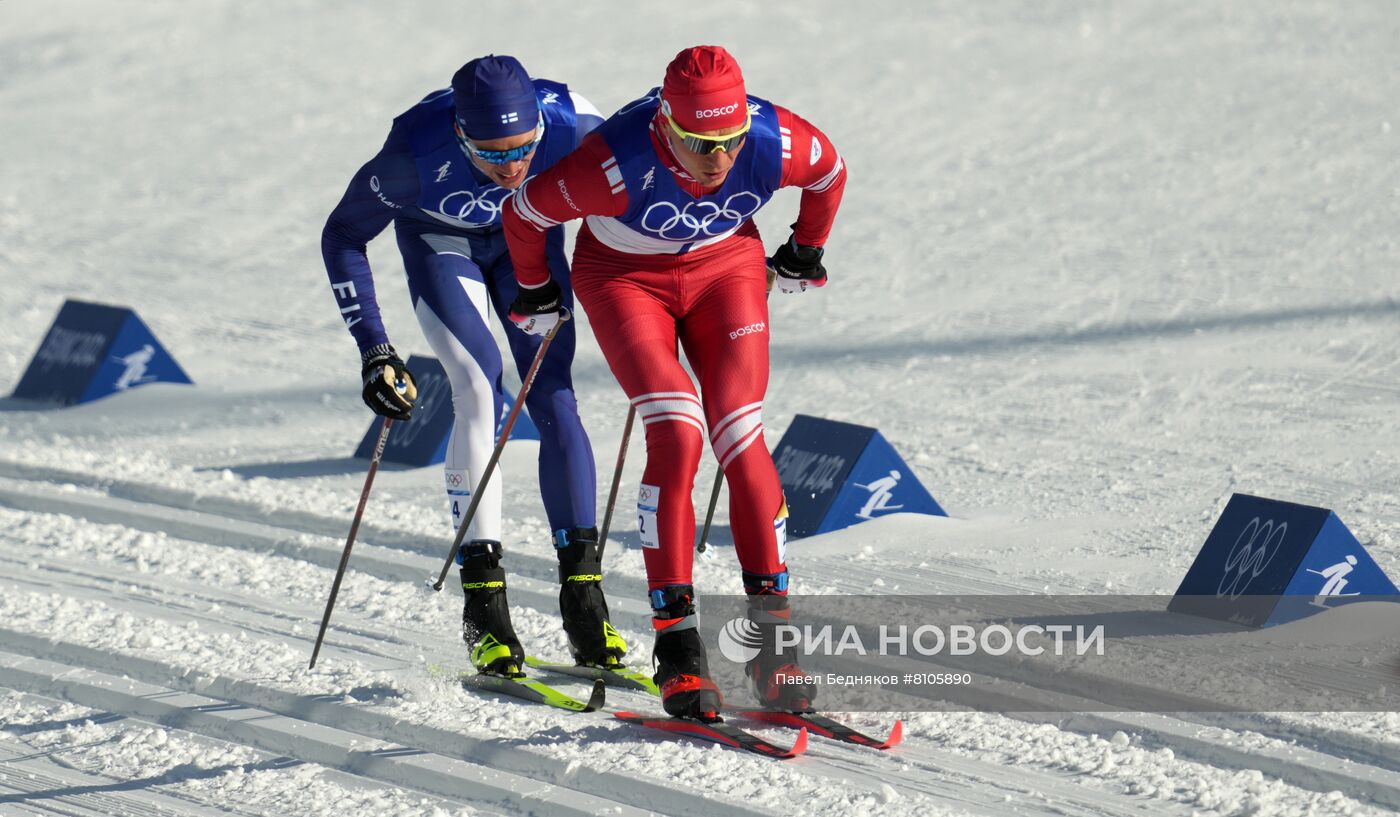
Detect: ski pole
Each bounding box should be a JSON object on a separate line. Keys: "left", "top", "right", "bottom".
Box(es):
{"left": 597, "top": 405, "right": 635, "bottom": 558}
{"left": 310, "top": 416, "right": 393, "bottom": 669}
{"left": 696, "top": 465, "right": 724, "bottom": 553}
{"left": 430, "top": 310, "right": 571, "bottom": 591}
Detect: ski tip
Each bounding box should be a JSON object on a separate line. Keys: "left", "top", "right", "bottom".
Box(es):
{"left": 584, "top": 679, "right": 607, "bottom": 712}
{"left": 789, "top": 726, "right": 809, "bottom": 757}
{"left": 882, "top": 719, "right": 904, "bottom": 750}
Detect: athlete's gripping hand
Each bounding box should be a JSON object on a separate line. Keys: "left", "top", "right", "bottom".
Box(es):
{"left": 769, "top": 235, "right": 828, "bottom": 294}
{"left": 509, "top": 279, "right": 565, "bottom": 337}
{"left": 360, "top": 343, "right": 418, "bottom": 420}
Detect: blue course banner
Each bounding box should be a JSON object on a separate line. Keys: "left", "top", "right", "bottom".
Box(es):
{"left": 11, "top": 299, "right": 193, "bottom": 406}
{"left": 1169, "top": 493, "right": 1399, "bottom": 628}
{"left": 771, "top": 414, "right": 945, "bottom": 538}
{"left": 353, "top": 354, "right": 538, "bottom": 467}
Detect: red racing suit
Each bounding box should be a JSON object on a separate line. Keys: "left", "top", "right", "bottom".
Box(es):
{"left": 503, "top": 90, "right": 846, "bottom": 591}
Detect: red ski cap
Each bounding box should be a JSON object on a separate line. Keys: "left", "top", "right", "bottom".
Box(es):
{"left": 661, "top": 45, "right": 748, "bottom": 133}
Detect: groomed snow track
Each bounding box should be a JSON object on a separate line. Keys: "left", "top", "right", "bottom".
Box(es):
{"left": 1, "top": 461, "right": 1396, "bottom": 816}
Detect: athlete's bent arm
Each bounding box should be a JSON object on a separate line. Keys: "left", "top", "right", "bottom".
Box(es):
{"left": 775, "top": 107, "right": 847, "bottom": 248}
{"left": 502, "top": 132, "right": 628, "bottom": 289}
{"left": 320, "top": 131, "right": 420, "bottom": 351}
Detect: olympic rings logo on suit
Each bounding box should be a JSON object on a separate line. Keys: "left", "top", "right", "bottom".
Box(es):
{"left": 639, "top": 192, "right": 762, "bottom": 241}
{"left": 1216, "top": 516, "right": 1288, "bottom": 600}
{"left": 439, "top": 186, "right": 514, "bottom": 227}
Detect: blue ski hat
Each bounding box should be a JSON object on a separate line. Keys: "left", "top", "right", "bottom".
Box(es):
{"left": 452, "top": 55, "right": 539, "bottom": 140}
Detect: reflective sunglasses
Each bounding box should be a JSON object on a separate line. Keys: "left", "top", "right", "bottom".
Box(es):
{"left": 664, "top": 111, "right": 750, "bottom": 155}
{"left": 455, "top": 114, "right": 544, "bottom": 165}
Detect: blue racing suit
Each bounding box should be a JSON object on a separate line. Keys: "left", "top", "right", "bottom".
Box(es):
{"left": 321, "top": 79, "right": 602, "bottom": 540}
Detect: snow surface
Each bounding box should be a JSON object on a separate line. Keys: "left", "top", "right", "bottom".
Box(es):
{"left": 3, "top": 1, "right": 1399, "bottom": 815}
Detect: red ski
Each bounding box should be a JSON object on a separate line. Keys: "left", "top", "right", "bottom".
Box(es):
{"left": 614, "top": 711, "right": 808, "bottom": 759}
{"left": 737, "top": 710, "right": 902, "bottom": 750}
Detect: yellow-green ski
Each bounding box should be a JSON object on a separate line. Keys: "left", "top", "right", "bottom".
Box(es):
{"left": 430, "top": 665, "right": 606, "bottom": 712}
{"left": 525, "top": 656, "right": 661, "bottom": 696}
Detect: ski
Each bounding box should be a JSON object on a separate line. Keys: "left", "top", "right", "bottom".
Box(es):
{"left": 614, "top": 711, "right": 808, "bottom": 759}
{"left": 736, "top": 710, "right": 903, "bottom": 750}
{"left": 525, "top": 656, "right": 661, "bottom": 696}
{"left": 432, "top": 665, "right": 606, "bottom": 712}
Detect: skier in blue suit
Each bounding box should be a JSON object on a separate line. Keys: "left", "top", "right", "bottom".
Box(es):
{"left": 321, "top": 55, "right": 626, "bottom": 677}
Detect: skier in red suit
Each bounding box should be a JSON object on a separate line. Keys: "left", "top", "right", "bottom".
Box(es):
{"left": 502, "top": 45, "right": 846, "bottom": 720}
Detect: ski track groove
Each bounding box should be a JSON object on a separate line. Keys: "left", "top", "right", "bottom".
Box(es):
{"left": 0, "top": 560, "right": 412, "bottom": 667}
{"left": 0, "top": 622, "right": 767, "bottom": 817}
{"left": 0, "top": 652, "right": 612, "bottom": 817}
{"left": 0, "top": 466, "right": 657, "bottom": 620}
{"left": 0, "top": 691, "right": 460, "bottom": 817}
{"left": 3, "top": 462, "right": 1400, "bottom": 813}
{"left": 0, "top": 757, "right": 199, "bottom": 817}
{"left": 0, "top": 618, "right": 1189, "bottom": 817}
{"left": 0, "top": 540, "right": 1173, "bottom": 817}
{"left": 790, "top": 737, "right": 1197, "bottom": 817}
{"left": 0, "top": 461, "right": 551, "bottom": 583}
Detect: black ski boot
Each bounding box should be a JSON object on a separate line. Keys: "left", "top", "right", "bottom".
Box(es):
{"left": 554, "top": 526, "right": 628, "bottom": 668}
{"left": 743, "top": 571, "right": 816, "bottom": 712}
{"left": 650, "top": 584, "right": 722, "bottom": 721}
{"left": 458, "top": 539, "right": 524, "bottom": 677}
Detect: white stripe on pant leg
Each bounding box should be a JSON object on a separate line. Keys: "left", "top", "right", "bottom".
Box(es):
{"left": 632, "top": 390, "right": 706, "bottom": 436}
{"left": 718, "top": 423, "right": 765, "bottom": 469}
{"left": 641, "top": 412, "right": 706, "bottom": 436}
{"left": 636, "top": 398, "right": 708, "bottom": 422}
{"left": 631, "top": 391, "right": 702, "bottom": 408}
{"left": 711, "top": 405, "right": 762, "bottom": 458}
{"left": 709, "top": 401, "right": 762, "bottom": 445}
{"left": 414, "top": 298, "right": 503, "bottom": 542}
{"left": 636, "top": 399, "right": 705, "bottom": 433}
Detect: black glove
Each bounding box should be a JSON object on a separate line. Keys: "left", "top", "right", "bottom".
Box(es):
{"left": 768, "top": 234, "right": 828, "bottom": 294}
{"left": 508, "top": 279, "right": 565, "bottom": 337}
{"left": 360, "top": 343, "right": 417, "bottom": 420}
